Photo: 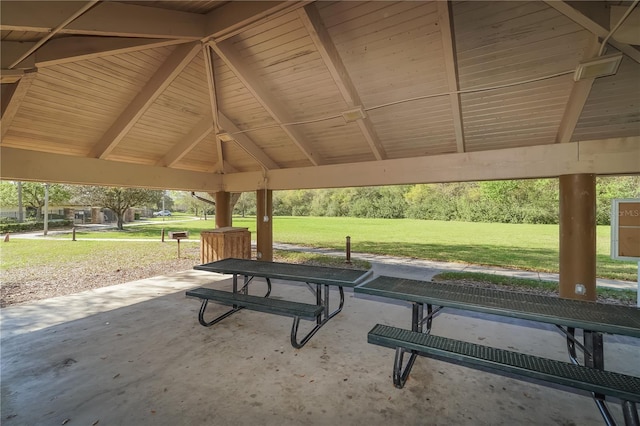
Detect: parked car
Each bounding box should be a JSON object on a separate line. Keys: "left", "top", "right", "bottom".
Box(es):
{"left": 153, "top": 210, "right": 172, "bottom": 217}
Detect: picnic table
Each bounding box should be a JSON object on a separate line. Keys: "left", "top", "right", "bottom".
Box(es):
{"left": 187, "top": 258, "right": 372, "bottom": 348}
{"left": 355, "top": 276, "right": 640, "bottom": 426}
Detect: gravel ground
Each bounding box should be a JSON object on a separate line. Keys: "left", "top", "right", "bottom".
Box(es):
{"left": 1, "top": 244, "right": 203, "bottom": 308}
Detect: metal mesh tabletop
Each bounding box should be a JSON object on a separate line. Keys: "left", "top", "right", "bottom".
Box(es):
{"left": 356, "top": 276, "right": 640, "bottom": 337}
{"left": 194, "top": 258, "right": 369, "bottom": 287}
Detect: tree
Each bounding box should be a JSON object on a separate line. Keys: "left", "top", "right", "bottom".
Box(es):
{"left": 19, "top": 183, "right": 72, "bottom": 219}
{"left": 0, "top": 181, "right": 18, "bottom": 207}
{"left": 74, "top": 186, "right": 163, "bottom": 230}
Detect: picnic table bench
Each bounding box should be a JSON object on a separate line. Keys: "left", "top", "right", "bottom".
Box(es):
{"left": 355, "top": 276, "right": 640, "bottom": 426}
{"left": 187, "top": 258, "right": 371, "bottom": 348}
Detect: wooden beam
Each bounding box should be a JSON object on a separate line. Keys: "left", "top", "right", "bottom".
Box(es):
{"left": 437, "top": 1, "right": 466, "bottom": 153}
{"left": 0, "top": 69, "right": 24, "bottom": 84}
{"left": 202, "top": 44, "right": 224, "bottom": 173}
{"left": 34, "top": 37, "right": 189, "bottom": 67}
{"left": 219, "top": 113, "right": 280, "bottom": 170}
{"left": 0, "top": 1, "right": 206, "bottom": 40}
{"left": 159, "top": 117, "right": 214, "bottom": 167}
{"left": 298, "top": 4, "right": 386, "bottom": 161}
{"left": 210, "top": 40, "right": 324, "bottom": 166}
{"left": 7, "top": 0, "right": 99, "bottom": 70}
{"left": 555, "top": 36, "right": 600, "bottom": 143}
{"left": 545, "top": 1, "right": 640, "bottom": 64}
{"left": 206, "top": 1, "right": 310, "bottom": 42}
{"left": 1, "top": 71, "right": 36, "bottom": 139}
{"left": 89, "top": 42, "right": 201, "bottom": 159}
{"left": 221, "top": 138, "right": 640, "bottom": 192}
{"left": 1, "top": 147, "right": 223, "bottom": 191}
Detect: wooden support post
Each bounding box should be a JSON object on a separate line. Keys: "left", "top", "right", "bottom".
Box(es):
{"left": 559, "top": 174, "right": 596, "bottom": 301}
{"left": 215, "top": 191, "right": 231, "bottom": 228}
{"left": 256, "top": 189, "right": 273, "bottom": 262}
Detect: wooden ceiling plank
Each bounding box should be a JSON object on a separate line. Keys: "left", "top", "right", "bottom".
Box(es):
{"left": 437, "top": 1, "right": 466, "bottom": 153}
{"left": 298, "top": 4, "right": 386, "bottom": 161}
{"left": 1, "top": 41, "right": 36, "bottom": 69}
{"left": 544, "top": 1, "right": 640, "bottom": 64}
{"left": 34, "top": 37, "right": 189, "bottom": 68}
{"left": 219, "top": 112, "right": 279, "bottom": 170}
{"left": 1, "top": 71, "right": 36, "bottom": 138}
{"left": 160, "top": 116, "right": 214, "bottom": 167}
{"left": 555, "top": 36, "right": 600, "bottom": 143}
{"left": 210, "top": 40, "right": 323, "bottom": 166}
{"left": 89, "top": 42, "right": 200, "bottom": 159}
{"left": 205, "top": 1, "right": 311, "bottom": 42}
{"left": 1, "top": 1, "right": 205, "bottom": 40}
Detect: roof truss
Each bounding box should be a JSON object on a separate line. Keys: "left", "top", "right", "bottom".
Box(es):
{"left": 88, "top": 42, "right": 201, "bottom": 159}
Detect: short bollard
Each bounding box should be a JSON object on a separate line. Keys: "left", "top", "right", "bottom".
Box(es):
{"left": 72, "top": 227, "right": 76, "bottom": 241}
{"left": 161, "top": 228, "right": 165, "bottom": 242}
{"left": 346, "top": 236, "right": 351, "bottom": 264}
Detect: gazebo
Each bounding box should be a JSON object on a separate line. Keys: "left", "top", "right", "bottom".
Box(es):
{"left": 1, "top": 0, "right": 639, "bottom": 301}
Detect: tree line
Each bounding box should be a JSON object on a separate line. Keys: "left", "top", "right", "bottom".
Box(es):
{"left": 2, "top": 176, "right": 638, "bottom": 227}
{"left": 229, "top": 177, "right": 639, "bottom": 225}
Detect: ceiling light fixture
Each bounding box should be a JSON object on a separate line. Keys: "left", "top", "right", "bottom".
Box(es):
{"left": 341, "top": 107, "right": 366, "bottom": 123}
{"left": 573, "top": 53, "right": 623, "bottom": 81}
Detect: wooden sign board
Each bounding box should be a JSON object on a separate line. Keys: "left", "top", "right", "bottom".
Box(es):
{"left": 611, "top": 199, "right": 640, "bottom": 260}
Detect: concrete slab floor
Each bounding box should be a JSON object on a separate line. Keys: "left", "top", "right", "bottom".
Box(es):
{"left": 1, "top": 270, "right": 639, "bottom": 426}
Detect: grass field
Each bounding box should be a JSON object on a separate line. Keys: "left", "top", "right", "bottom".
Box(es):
{"left": 44, "top": 215, "right": 637, "bottom": 281}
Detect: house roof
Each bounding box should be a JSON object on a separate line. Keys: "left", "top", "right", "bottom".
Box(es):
{"left": 1, "top": 1, "right": 639, "bottom": 192}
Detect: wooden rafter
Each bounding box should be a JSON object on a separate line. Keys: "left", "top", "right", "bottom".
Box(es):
{"left": 219, "top": 113, "right": 279, "bottom": 170}
{"left": 555, "top": 36, "right": 600, "bottom": 144}
{"left": 437, "top": 1, "right": 466, "bottom": 153}
{"left": 36, "top": 38, "right": 189, "bottom": 68}
{"left": 545, "top": 1, "right": 640, "bottom": 64}
{"left": 298, "top": 4, "right": 386, "bottom": 161}
{"left": 88, "top": 42, "right": 200, "bottom": 160}
{"left": 0, "top": 1, "right": 205, "bottom": 40}
{"left": 0, "top": 71, "right": 36, "bottom": 139}
{"left": 159, "top": 117, "right": 214, "bottom": 167}
{"left": 210, "top": 40, "right": 324, "bottom": 166}
{"left": 1, "top": 1, "right": 309, "bottom": 42}
{"left": 202, "top": 44, "right": 224, "bottom": 173}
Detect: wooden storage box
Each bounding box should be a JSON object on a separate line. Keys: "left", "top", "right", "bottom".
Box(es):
{"left": 200, "top": 227, "right": 251, "bottom": 263}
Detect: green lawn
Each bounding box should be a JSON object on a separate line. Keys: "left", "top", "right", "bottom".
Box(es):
{"left": 44, "top": 216, "right": 636, "bottom": 281}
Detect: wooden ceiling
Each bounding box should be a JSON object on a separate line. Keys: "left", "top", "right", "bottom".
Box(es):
{"left": 1, "top": 1, "right": 638, "bottom": 192}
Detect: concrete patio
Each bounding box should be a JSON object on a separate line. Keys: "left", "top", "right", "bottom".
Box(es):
{"left": 2, "top": 269, "right": 639, "bottom": 426}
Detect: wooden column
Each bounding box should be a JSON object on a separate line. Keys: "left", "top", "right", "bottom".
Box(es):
{"left": 256, "top": 189, "right": 273, "bottom": 261}
{"left": 559, "top": 174, "right": 596, "bottom": 301}
{"left": 215, "top": 191, "right": 231, "bottom": 228}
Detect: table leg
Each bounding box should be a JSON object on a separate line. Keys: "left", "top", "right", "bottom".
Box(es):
{"left": 412, "top": 302, "right": 424, "bottom": 332}
{"left": 584, "top": 330, "right": 617, "bottom": 426}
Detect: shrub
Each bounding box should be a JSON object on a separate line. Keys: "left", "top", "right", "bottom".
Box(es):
{"left": 0, "top": 219, "right": 73, "bottom": 234}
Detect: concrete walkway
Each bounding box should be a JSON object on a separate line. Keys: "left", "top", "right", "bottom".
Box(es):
{"left": 274, "top": 243, "right": 638, "bottom": 292}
